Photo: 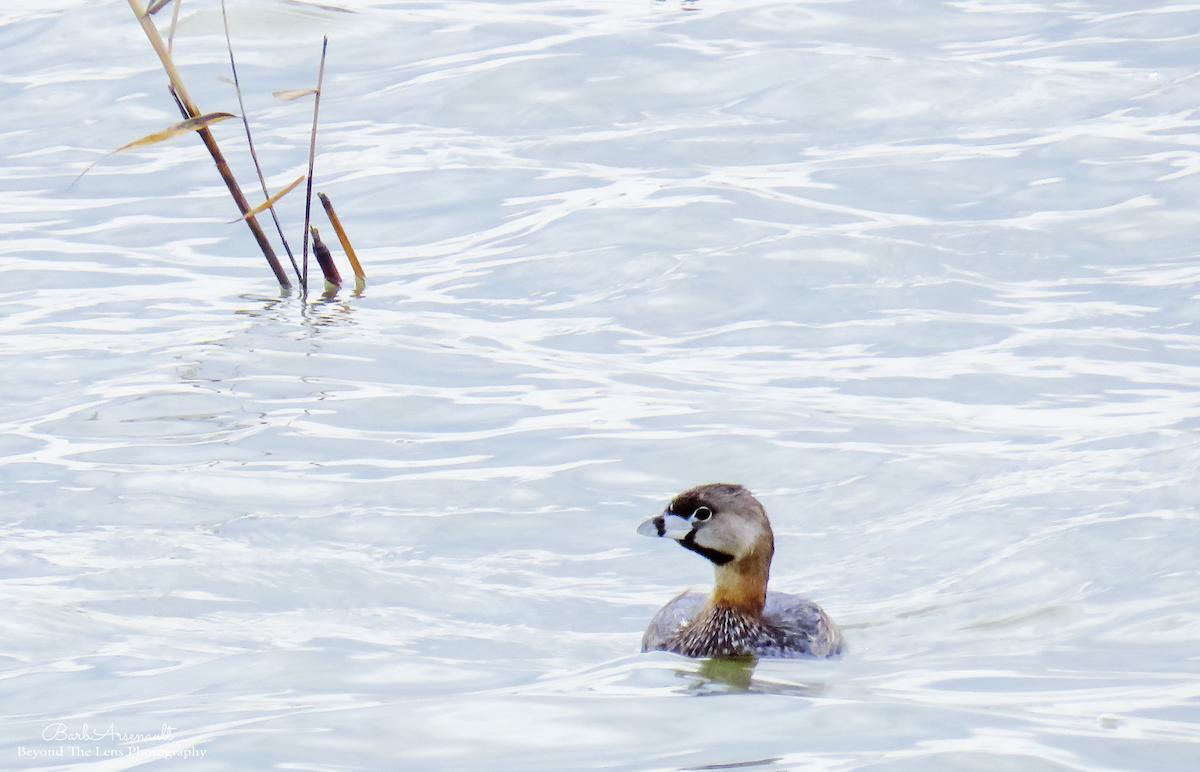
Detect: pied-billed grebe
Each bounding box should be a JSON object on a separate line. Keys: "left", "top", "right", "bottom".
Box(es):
{"left": 638, "top": 483, "right": 844, "bottom": 659}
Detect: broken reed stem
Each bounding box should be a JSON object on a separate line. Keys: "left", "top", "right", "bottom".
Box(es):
{"left": 126, "top": 0, "right": 291, "bottom": 289}
{"left": 310, "top": 226, "right": 342, "bottom": 288}
{"left": 318, "top": 193, "right": 363, "bottom": 282}
{"left": 220, "top": 0, "right": 301, "bottom": 285}
{"left": 301, "top": 36, "right": 328, "bottom": 293}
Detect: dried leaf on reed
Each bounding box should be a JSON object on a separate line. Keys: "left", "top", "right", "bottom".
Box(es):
{"left": 273, "top": 88, "right": 318, "bottom": 102}
{"left": 230, "top": 175, "right": 307, "bottom": 222}
{"left": 114, "top": 112, "right": 236, "bottom": 153}
{"left": 71, "top": 111, "right": 236, "bottom": 188}
{"left": 145, "top": 0, "right": 174, "bottom": 14}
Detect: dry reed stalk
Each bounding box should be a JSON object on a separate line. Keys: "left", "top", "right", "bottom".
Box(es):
{"left": 220, "top": 0, "right": 301, "bottom": 285}
{"left": 301, "top": 36, "right": 329, "bottom": 292}
{"left": 167, "top": 0, "right": 182, "bottom": 54}
{"left": 318, "top": 192, "right": 364, "bottom": 286}
{"left": 126, "top": 0, "right": 291, "bottom": 289}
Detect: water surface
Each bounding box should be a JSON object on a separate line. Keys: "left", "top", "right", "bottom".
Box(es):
{"left": 2, "top": 1, "right": 1198, "bottom": 770}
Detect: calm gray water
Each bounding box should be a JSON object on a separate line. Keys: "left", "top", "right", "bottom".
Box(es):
{"left": 2, "top": 0, "right": 1198, "bottom": 770}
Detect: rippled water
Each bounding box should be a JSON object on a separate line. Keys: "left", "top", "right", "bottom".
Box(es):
{"left": 3, "top": 0, "right": 1199, "bottom": 770}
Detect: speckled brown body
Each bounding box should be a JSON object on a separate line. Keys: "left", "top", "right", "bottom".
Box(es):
{"left": 643, "top": 590, "right": 844, "bottom": 658}
{"left": 661, "top": 601, "right": 766, "bottom": 658}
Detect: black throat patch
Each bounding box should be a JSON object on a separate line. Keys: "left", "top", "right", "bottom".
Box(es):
{"left": 680, "top": 529, "right": 735, "bottom": 566}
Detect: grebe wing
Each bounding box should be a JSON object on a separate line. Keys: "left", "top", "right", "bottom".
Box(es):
{"left": 760, "top": 591, "right": 845, "bottom": 658}
{"left": 641, "top": 590, "right": 706, "bottom": 652}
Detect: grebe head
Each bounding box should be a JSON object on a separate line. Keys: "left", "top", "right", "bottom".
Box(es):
{"left": 637, "top": 483, "right": 774, "bottom": 567}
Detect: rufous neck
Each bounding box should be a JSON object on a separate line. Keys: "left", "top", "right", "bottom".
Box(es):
{"left": 710, "top": 549, "right": 771, "bottom": 617}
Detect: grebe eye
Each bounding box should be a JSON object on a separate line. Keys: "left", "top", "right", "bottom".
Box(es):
{"left": 692, "top": 506, "right": 712, "bottom": 522}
